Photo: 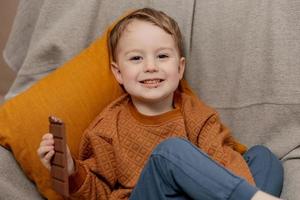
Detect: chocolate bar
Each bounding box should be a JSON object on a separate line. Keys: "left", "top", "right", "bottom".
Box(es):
{"left": 49, "top": 116, "right": 69, "bottom": 198}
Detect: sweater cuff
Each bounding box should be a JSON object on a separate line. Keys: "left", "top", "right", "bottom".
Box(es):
{"left": 69, "top": 160, "right": 87, "bottom": 194}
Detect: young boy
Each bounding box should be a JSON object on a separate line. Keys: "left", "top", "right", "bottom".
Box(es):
{"left": 38, "top": 8, "right": 283, "bottom": 200}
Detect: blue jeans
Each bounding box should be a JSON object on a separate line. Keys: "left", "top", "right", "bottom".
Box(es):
{"left": 243, "top": 145, "right": 283, "bottom": 197}
{"left": 130, "top": 137, "right": 283, "bottom": 200}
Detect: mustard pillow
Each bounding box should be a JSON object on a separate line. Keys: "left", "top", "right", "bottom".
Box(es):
{"left": 0, "top": 29, "right": 123, "bottom": 199}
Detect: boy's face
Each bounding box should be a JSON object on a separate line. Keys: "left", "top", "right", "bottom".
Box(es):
{"left": 111, "top": 20, "right": 185, "bottom": 105}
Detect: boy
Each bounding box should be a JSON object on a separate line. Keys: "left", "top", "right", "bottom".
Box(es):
{"left": 38, "top": 8, "right": 283, "bottom": 200}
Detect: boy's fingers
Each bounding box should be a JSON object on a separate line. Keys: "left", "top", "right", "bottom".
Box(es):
{"left": 42, "top": 133, "right": 53, "bottom": 140}
{"left": 38, "top": 133, "right": 55, "bottom": 171}
{"left": 44, "top": 150, "right": 55, "bottom": 162}
{"left": 40, "top": 138, "right": 54, "bottom": 146}
{"left": 37, "top": 146, "right": 54, "bottom": 157}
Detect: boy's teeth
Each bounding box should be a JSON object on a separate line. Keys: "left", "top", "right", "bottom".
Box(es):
{"left": 143, "top": 79, "right": 160, "bottom": 84}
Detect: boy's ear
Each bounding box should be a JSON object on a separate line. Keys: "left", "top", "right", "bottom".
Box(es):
{"left": 111, "top": 62, "right": 123, "bottom": 84}
{"left": 178, "top": 57, "right": 186, "bottom": 80}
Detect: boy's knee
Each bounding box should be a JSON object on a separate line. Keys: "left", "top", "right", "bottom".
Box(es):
{"left": 153, "top": 137, "right": 188, "bottom": 154}
{"left": 245, "top": 145, "right": 273, "bottom": 161}
{"left": 245, "top": 145, "right": 282, "bottom": 169}
{"left": 246, "top": 146, "right": 283, "bottom": 196}
{"left": 248, "top": 145, "right": 271, "bottom": 155}
{"left": 247, "top": 145, "right": 273, "bottom": 159}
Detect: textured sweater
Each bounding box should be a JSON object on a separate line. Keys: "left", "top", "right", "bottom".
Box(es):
{"left": 69, "top": 90, "right": 255, "bottom": 200}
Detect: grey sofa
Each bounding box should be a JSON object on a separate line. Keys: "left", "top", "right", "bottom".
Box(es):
{"left": 1, "top": 0, "right": 300, "bottom": 199}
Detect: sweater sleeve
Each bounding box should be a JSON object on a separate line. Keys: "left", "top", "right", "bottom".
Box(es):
{"left": 197, "top": 114, "right": 255, "bottom": 185}
{"left": 68, "top": 130, "right": 117, "bottom": 200}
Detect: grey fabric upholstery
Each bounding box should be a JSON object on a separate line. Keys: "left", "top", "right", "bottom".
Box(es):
{"left": 1, "top": 0, "right": 299, "bottom": 199}
{"left": 0, "top": 147, "right": 44, "bottom": 199}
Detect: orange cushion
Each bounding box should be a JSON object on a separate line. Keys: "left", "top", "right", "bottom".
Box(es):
{"left": 0, "top": 28, "right": 123, "bottom": 199}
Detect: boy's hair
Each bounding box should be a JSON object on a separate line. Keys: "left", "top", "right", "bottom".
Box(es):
{"left": 109, "top": 7, "right": 184, "bottom": 62}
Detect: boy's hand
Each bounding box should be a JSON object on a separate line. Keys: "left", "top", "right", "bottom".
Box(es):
{"left": 37, "top": 133, "right": 75, "bottom": 175}
{"left": 37, "top": 133, "right": 55, "bottom": 171}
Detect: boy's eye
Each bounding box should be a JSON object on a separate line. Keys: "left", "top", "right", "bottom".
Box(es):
{"left": 129, "top": 56, "right": 143, "bottom": 61}
{"left": 158, "top": 54, "right": 169, "bottom": 59}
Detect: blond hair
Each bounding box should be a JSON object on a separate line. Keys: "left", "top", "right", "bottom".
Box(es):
{"left": 109, "top": 7, "right": 184, "bottom": 62}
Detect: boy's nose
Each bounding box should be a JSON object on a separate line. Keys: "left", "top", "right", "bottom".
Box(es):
{"left": 144, "top": 58, "right": 158, "bottom": 72}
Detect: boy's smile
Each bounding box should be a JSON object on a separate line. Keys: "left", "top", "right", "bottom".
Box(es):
{"left": 111, "top": 19, "right": 185, "bottom": 115}
{"left": 139, "top": 78, "right": 164, "bottom": 88}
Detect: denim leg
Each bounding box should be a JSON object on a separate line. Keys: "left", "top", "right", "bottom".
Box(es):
{"left": 243, "top": 145, "right": 284, "bottom": 197}
{"left": 130, "top": 137, "right": 258, "bottom": 200}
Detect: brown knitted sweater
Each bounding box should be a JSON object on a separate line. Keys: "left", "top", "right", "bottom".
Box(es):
{"left": 69, "top": 91, "right": 255, "bottom": 200}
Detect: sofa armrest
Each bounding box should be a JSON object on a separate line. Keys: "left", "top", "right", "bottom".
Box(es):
{"left": 280, "top": 148, "right": 300, "bottom": 199}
